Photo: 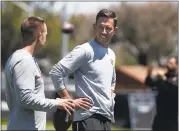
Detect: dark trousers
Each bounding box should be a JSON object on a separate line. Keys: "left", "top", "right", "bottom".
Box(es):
{"left": 72, "top": 114, "right": 111, "bottom": 131}
{"left": 152, "top": 115, "right": 178, "bottom": 131}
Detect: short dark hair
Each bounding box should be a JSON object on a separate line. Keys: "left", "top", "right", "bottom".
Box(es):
{"left": 95, "top": 9, "right": 117, "bottom": 27}
{"left": 20, "top": 16, "right": 45, "bottom": 45}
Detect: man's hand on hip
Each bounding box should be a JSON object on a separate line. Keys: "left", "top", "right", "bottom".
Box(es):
{"left": 74, "top": 98, "right": 93, "bottom": 110}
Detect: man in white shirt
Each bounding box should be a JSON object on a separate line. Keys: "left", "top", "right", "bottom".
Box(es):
{"left": 5, "top": 16, "right": 75, "bottom": 130}
{"left": 50, "top": 9, "right": 118, "bottom": 131}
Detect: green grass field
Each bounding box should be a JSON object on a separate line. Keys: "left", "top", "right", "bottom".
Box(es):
{"left": 2, "top": 117, "right": 127, "bottom": 130}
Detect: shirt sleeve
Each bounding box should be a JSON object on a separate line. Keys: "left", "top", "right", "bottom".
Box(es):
{"left": 145, "top": 75, "right": 161, "bottom": 90}
{"left": 165, "top": 77, "right": 178, "bottom": 87}
{"left": 13, "top": 58, "right": 58, "bottom": 112}
{"left": 49, "top": 45, "right": 87, "bottom": 91}
{"left": 111, "top": 54, "right": 116, "bottom": 90}
{"left": 111, "top": 67, "right": 116, "bottom": 90}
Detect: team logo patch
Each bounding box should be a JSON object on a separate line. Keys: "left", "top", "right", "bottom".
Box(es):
{"left": 110, "top": 59, "right": 114, "bottom": 65}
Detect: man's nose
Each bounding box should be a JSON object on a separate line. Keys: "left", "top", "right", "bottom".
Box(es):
{"left": 102, "top": 28, "right": 107, "bottom": 34}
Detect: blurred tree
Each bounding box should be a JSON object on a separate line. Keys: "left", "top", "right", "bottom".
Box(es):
{"left": 69, "top": 13, "right": 94, "bottom": 47}
{"left": 2, "top": 2, "right": 177, "bottom": 68}
{"left": 1, "top": 1, "right": 62, "bottom": 69}
{"left": 1, "top": 2, "right": 24, "bottom": 69}
{"left": 33, "top": 3, "right": 62, "bottom": 64}
{"left": 113, "top": 2, "right": 178, "bottom": 65}
{"left": 17, "top": 1, "right": 62, "bottom": 64}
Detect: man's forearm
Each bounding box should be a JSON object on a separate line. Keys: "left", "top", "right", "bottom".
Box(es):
{"left": 50, "top": 63, "right": 70, "bottom": 91}
{"left": 57, "top": 88, "right": 72, "bottom": 99}
{"left": 17, "top": 91, "right": 58, "bottom": 112}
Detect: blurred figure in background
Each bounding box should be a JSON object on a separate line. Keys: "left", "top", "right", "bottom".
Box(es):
{"left": 50, "top": 9, "right": 118, "bottom": 131}
{"left": 4, "top": 16, "right": 75, "bottom": 130}
{"left": 145, "top": 57, "right": 178, "bottom": 131}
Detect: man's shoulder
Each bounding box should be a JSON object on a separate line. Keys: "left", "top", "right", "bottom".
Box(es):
{"left": 78, "top": 41, "right": 91, "bottom": 48}
{"left": 6, "top": 49, "right": 33, "bottom": 67}
{"left": 108, "top": 48, "right": 115, "bottom": 53}
{"left": 76, "top": 41, "right": 93, "bottom": 53}
{"left": 108, "top": 48, "right": 115, "bottom": 59}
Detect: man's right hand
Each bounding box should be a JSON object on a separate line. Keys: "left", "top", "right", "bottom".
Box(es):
{"left": 57, "top": 98, "right": 75, "bottom": 115}
{"left": 74, "top": 98, "right": 93, "bottom": 110}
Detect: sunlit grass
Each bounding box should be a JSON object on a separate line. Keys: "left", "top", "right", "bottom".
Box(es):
{"left": 2, "top": 117, "right": 124, "bottom": 130}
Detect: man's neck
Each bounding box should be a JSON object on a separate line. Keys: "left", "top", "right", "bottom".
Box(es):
{"left": 22, "top": 43, "right": 36, "bottom": 55}
{"left": 94, "top": 38, "right": 109, "bottom": 48}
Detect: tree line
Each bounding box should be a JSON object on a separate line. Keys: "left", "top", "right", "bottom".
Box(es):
{"left": 2, "top": 2, "right": 178, "bottom": 69}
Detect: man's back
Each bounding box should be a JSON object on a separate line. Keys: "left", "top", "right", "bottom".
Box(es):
{"left": 156, "top": 73, "right": 178, "bottom": 119}
{"left": 5, "top": 49, "right": 46, "bottom": 130}
{"left": 145, "top": 72, "right": 178, "bottom": 131}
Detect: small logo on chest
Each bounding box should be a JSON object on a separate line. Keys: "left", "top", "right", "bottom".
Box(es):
{"left": 110, "top": 59, "right": 114, "bottom": 65}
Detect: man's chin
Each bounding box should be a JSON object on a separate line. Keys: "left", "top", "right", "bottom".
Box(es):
{"left": 38, "top": 43, "right": 45, "bottom": 47}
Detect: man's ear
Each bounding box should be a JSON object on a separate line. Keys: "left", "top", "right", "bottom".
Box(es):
{"left": 37, "top": 33, "right": 42, "bottom": 39}
{"left": 113, "top": 27, "right": 118, "bottom": 35}
{"left": 36, "top": 33, "right": 42, "bottom": 42}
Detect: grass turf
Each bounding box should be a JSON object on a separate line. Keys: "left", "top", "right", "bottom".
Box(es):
{"left": 1, "top": 117, "right": 124, "bottom": 130}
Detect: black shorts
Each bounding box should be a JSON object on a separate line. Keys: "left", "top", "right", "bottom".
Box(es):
{"left": 72, "top": 113, "right": 111, "bottom": 131}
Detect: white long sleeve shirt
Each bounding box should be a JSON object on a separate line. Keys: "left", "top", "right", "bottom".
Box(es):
{"left": 5, "top": 49, "right": 59, "bottom": 130}
{"left": 50, "top": 40, "right": 116, "bottom": 122}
